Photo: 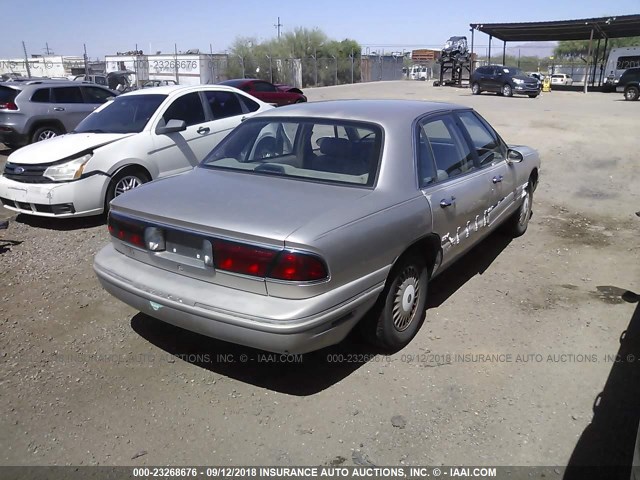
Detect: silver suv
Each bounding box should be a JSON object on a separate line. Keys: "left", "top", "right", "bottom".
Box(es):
{"left": 0, "top": 80, "right": 117, "bottom": 148}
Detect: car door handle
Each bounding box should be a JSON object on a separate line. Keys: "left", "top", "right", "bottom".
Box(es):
{"left": 53, "top": 107, "right": 65, "bottom": 111}
{"left": 440, "top": 197, "right": 455, "bottom": 208}
{"left": 492, "top": 175, "right": 503, "bottom": 184}
{"left": 197, "top": 127, "right": 210, "bottom": 134}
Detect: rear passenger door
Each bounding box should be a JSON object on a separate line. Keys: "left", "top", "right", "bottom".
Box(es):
{"left": 202, "top": 90, "right": 249, "bottom": 147}
{"left": 418, "top": 114, "right": 495, "bottom": 268}
{"left": 50, "top": 86, "right": 93, "bottom": 131}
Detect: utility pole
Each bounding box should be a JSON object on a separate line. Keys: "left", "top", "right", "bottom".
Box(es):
{"left": 44, "top": 42, "right": 53, "bottom": 55}
{"left": 274, "top": 17, "right": 282, "bottom": 39}
{"left": 83, "top": 43, "right": 89, "bottom": 77}
{"left": 22, "top": 41, "right": 31, "bottom": 78}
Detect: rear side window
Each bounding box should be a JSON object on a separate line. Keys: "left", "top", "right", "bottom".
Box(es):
{"left": 163, "top": 92, "right": 205, "bottom": 126}
{"left": 238, "top": 94, "right": 260, "bottom": 112}
{"left": 0, "top": 86, "right": 18, "bottom": 103}
{"left": 52, "top": 87, "right": 84, "bottom": 103}
{"left": 204, "top": 91, "right": 244, "bottom": 119}
{"left": 31, "top": 88, "right": 51, "bottom": 103}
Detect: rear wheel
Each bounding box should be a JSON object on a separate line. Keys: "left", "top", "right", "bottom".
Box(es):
{"left": 502, "top": 83, "right": 513, "bottom": 97}
{"left": 471, "top": 82, "right": 481, "bottom": 95}
{"left": 624, "top": 85, "right": 639, "bottom": 101}
{"left": 368, "top": 254, "right": 428, "bottom": 351}
{"left": 104, "top": 169, "right": 150, "bottom": 213}
{"left": 31, "top": 125, "right": 62, "bottom": 143}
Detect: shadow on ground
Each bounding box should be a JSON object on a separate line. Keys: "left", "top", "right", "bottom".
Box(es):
{"left": 16, "top": 213, "right": 105, "bottom": 231}
{"left": 131, "top": 230, "right": 513, "bottom": 395}
{"left": 564, "top": 290, "right": 640, "bottom": 480}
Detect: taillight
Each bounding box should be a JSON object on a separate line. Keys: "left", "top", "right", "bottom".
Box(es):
{"left": 268, "top": 251, "right": 328, "bottom": 282}
{"left": 213, "top": 239, "right": 277, "bottom": 277}
{"left": 108, "top": 215, "right": 145, "bottom": 248}
{"left": 0, "top": 102, "right": 18, "bottom": 110}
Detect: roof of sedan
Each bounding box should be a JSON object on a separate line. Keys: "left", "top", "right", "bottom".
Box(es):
{"left": 120, "top": 85, "right": 241, "bottom": 96}
{"left": 257, "top": 99, "right": 469, "bottom": 122}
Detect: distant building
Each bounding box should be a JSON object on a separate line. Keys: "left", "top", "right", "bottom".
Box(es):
{"left": 0, "top": 55, "right": 86, "bottom": 78}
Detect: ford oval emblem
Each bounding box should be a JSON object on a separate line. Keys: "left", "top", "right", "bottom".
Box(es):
{"left": 14, "top": 167, "right": 25, "bottom": 174}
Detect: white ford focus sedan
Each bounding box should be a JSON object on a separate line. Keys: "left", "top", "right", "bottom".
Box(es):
{"left": 0, "top": 85, "right": 272, "bottom": 217}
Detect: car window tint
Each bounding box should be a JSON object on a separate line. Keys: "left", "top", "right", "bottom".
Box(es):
{"left": 163, "top": 92, "right": 205, "bottom": 126}
{"left": 82, "top": 87, "right": 113, "bottom": 104}
{"left": 52, "top": 87, "right": 84, "bottom": 103}
{"left": 417, "top": 128, "right": 437, "bottom": 187}
{"left": 30, "top": 88, "right": 51, "bottom": 103}
{"left": 421, "top": 116, "right": 474, "bottom": 180}
{"left": 457, "top": 111, "right": 506, "bottom": 166}
{"left": 237, "top": 94, "right": 260, "bottom": 112}
{"left": 204, "top": 91, "right": 243, "bottom": 119}
{"left": 252, "top": 82, "right": 277, "bottom": 92}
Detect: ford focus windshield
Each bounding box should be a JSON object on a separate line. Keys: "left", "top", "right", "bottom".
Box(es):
{"left": 74, "top": 94, "right": 167, "bottom": 134}
{"left": 201, "top": 118, "right": 382, "bottom": 187}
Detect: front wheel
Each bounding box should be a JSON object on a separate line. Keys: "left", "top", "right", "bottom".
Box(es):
{"left": 624, "top": 86, "right": 639, "bottom": 101}
{"left": 502, "top": 83, "right": 513, "bottom": 97}
{"left": 504, "top": 182, "right": 533, "bottom": 237}
{"left": 471, "top": 82, "right": 481, "bottom": 95}
{"left": 105, "top": 169, "right": 150, "bottom": 213}
{"left": 369, "top": 254, "right": 428, "bottom": 351}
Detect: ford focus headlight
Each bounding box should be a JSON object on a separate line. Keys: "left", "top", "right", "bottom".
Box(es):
{"left": 513, "top": 78, "right": 524, "bottom": 84}
{"left": 43, "top": 153, "right": 92, "bottom": 181}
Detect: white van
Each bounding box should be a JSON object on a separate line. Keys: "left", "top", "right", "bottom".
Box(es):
{"left": 603, "top": 46, "right": 640, "bottom": 89}
{"left": 409, "top": 65, "right": 428, "bottom": 81}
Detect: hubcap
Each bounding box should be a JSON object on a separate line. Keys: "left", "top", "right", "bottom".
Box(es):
{"left": 519, "top": 190, "right": 531, "bottom": 226}
{"left": 37, "top": 130, "right": 57, "bottom": 141}
{"left": 392, "top": 266, "right": 420, "bottom": 332}
{"left": 114, "top": 176, "right": 143, "bottom": 197}
{"left": 503, "top": 85, "right": 511, "bottom": 95}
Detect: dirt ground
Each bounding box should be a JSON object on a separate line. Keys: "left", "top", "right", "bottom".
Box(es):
{"left": 1, "top": 82, "right": 639, "bottom": 470}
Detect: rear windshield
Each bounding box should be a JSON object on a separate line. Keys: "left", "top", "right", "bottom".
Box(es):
{"left": 0, "top": 86, "right": 18, "bottom": 103}
{"left": 201, "top": 118, "right": 382, "bottom": 187}
{"left": 74, "top": 94, "right": 166, "bottom": 134}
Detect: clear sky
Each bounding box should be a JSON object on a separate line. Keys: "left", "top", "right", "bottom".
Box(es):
{"left": 1, "top": 0, "right": 638, "bottom": 59}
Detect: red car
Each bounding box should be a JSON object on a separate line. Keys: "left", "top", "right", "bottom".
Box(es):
{"left": 219, "top": 79, "right": 306, "bottom": 106}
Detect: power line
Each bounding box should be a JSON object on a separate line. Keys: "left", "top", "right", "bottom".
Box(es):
{"left": 274, "top": 17, "right": 283, "bottom": 39}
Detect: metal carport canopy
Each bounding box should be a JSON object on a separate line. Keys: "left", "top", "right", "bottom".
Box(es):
{"left": 470, "top": 14, "right": 640, "bottom": 42}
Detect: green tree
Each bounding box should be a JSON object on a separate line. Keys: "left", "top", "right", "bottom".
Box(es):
{"left": 554, "top": 37, "right": 640, "bottom": 62}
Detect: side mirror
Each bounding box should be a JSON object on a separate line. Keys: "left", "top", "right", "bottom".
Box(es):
{"left": 156, "top": 119, "right": 186, "bottom": 135}
{"left": 507, "top": 149, "right": 524, "bottom": 164}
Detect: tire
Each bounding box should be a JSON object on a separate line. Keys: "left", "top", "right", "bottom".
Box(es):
{"left": 471, "top": 82, "right": 481, "bottom": 95}
{"left": 504, "top": 181, "right": 533, "bottom": 237}
{"left": 624, "top": 86, "right": 639, "bottom": 101}
{"left": 104, "top": 169, "right": 150, "bottom": 213}
{"left": 295, "top": 98, "right": 306, "bottom": 103}
{"left": 502, "top": 83, "right": 513, "bottom": 97}
{"left": 369, "top": 254, "right": 429, "bottom": 351}
{"left": 31, "top": 125, "right": 62, "bottom": 143}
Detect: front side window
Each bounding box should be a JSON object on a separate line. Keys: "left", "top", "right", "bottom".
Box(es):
{"left": 52, "top": 87, "right": 84, "bottom": 103}
{"left": 420, "top": 115, "right": 474, "bottom": 181}
{"left": 201, "top": 118, "right": 382, "bottom": 187}
{"left": 457, "top": 111, "right": 506, "bottom": 167}
{"left": 163, "top": 92, "right": 205, "bottom": 126}
{"left": 252, "top": 82, "right": 277, "bottom": 92}
{"left": 74, "top": 94, "right": 166, "bottom": 134}
{"left": 82, "top": 87, "right": 113, "bottom": 104}
{"left": 204, "top": 91, "right": 244, "bottom": 119}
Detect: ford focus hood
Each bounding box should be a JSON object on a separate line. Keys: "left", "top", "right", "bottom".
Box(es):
{"left": 110, "top": 167, "right": 374, "bottom": 245}
{"left": 7, "top": 133, "right": 134, "bottom": 165}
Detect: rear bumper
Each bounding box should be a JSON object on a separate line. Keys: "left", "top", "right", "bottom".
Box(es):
{"left": 94, "top": 244, "right": 383, "bottom": 354}
{"left": 0, "top": 174, "right": 108, "bottom": 217}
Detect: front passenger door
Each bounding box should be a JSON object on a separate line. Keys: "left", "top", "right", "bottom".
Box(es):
{"left": 418, "top": 114, "right": 494, "bottom": 269}
{"left": 151, "top": 92, "right": 213, "bottom": 177}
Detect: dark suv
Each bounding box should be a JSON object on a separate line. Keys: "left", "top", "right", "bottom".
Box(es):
{"left": 470, "top": 65, "right": 541, "bottom": 98}
{"left": 0, "top": 80, "right": 117, "bottom": 148}
{"left": 616, "top": 67, "right": 640, "bottom": 101}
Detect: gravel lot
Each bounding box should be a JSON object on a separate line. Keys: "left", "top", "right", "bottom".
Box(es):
{"left": 1, "top": 82, "right": 639, "bottom": 470}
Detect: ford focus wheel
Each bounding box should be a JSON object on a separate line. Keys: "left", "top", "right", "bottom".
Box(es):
{"left": 105, "top": 169, "right": 150, "bottom": 214}
{"left": 371, "top": 254, "right": 428, "bottom": 351}
{"left": 114, "top": 175, "right": 144, "bottom": 196}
